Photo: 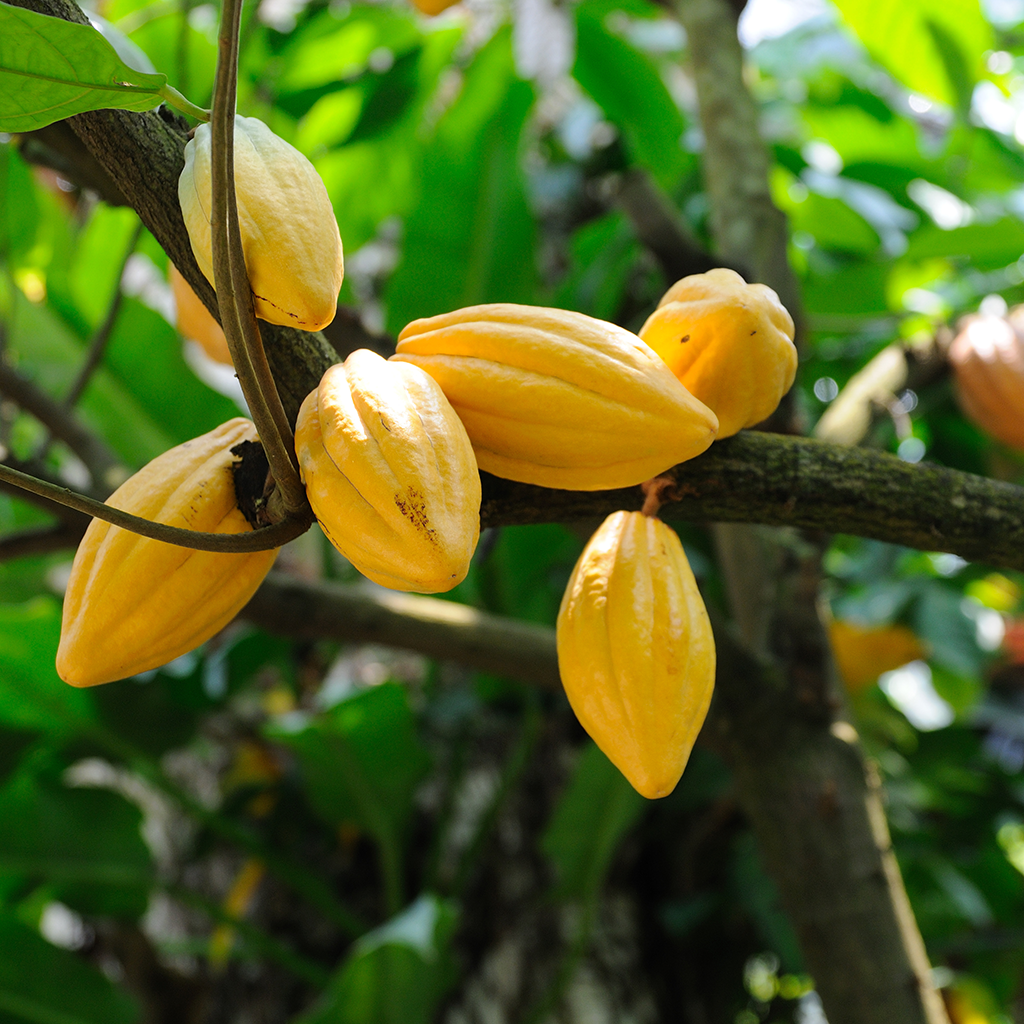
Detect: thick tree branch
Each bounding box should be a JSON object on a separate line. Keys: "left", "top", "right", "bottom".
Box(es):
{"left": 674, "top": 0, "right": 950, "bottom": 1021}
{"left": 481, "top": 433, "right": 1024, "bottom": 573}
{"left": 244, "top": 573, "right": 561, "bottom": 690}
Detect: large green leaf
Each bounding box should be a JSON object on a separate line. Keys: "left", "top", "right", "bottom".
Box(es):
{"left": 0, "top": 144, "right": 39, "bottom": 261}
{"left": 573, "top": 0, "right": 689, "bottom": 190}
{"left": 0, "top": 1, "right": 170, "bottom": 131}
{"left": 832, "top": 0, "right": 993, "bottom": 108}
{"left": 0, "top": 599, "right": 94, "bottom": 737}
{"left": 542, "top": 742, "right": 646, "bottom": 900}
{"left": 268, "top": 683, "right": 430, "bottom": 846}
{"left": 0, "top": 912, "right": 138, "bottom": 1024}
{"left": 294, "top": 895, "right": 458, "bottom": 1024}
{"left": 384, "top": 29, "right": 537, "bottom": 333}
{"left": 0, "top": 768, "right": 153, "bottom": 918}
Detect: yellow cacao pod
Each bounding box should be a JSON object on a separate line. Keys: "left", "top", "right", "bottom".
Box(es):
{"left": 56, "top": 419, "right": 279, "bottom": 687}
{"left": 393, "top": 304, "right": 718, "bottom": 490}
{"left": 949, "top": 313, "right": 1024, "bottom": 452}
{"left": 169, "top": 263, "right": 233, "bottom": 366}
{"left": 294, "top": 349, "right": 481, "bottom": 593}
{"left": 557, "top": 511, "right": 716, "bottom": 799}
{"left": 829, "top": 619, "right": 928, "bottom": 694}
{"left": 639, "top": 268, "right": 797, "bottom": 438}
{"left": 178, "top": 115, "right": 344, "bottom": 332}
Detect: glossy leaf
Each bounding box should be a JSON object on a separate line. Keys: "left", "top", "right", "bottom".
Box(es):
{"left": 0, "top": 0, "right": 169, "bottom": 131}
{"left": 0, "top": 911, "right": 139, "bottom": 1024}
{"left": 294, "top": 895, "right": 458, "bottom": 1024}
{"left": 542, "top": 742, "right": 646, "bottom": 900}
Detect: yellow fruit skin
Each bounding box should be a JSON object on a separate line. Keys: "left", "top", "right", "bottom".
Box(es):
{"left": 639, "top": 268, "right": 797, "bottom": 438}
{"left": 829, "top": 620, "right": 928, "bottom": 694}
{"left": 393, "top": 304, "right": 718, "bottom": 490}
{"left": 178, "top": 116, "right": 344, "bottom": 332}
{"left": 557, "top": 511, "right": 716, "bottom": 799}
{"left": 949, "top": 313, "right": 1024, "bottom": 452}
{"left": 169, "top": 263, "right": 233, "bottom": 366}
{"left": 294, "top": 349, "right": 481, "bottom": 593}
{"left": 57, "top": 419, "right": 279, "bottom": 687}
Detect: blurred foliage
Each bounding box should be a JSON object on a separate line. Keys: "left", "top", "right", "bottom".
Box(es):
{"left": 2, "top": 0, "right": 1024, "bottom": 1019}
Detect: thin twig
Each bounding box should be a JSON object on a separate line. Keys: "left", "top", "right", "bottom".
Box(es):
{"left": 64, "top": 222, "right": 144, "bottom": 410}
{"left": 0, "top": 461, "right": 306, "bottom": 552}
{"left": 209, "top": 0, "right": 308, "bottom": 518}
{"left": 0, "top": 360, "right": 125, "bottom": 489}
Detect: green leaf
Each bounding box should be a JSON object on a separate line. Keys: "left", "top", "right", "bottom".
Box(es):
{"left": 573, "top": 1, "right": 689, "bottom": 190}
{"left": 0, "top": 911, "right": 138, "bottom": 1024}
{"left": 384, "top": 29, "right": 537, "bottom": 332}
{"left": 0, "top": 143, "right": 39, "bottom": 261}
{"left": 294, "top": 895, "right": 458, "bottom": 1024}
{"left": 0, "top": 768, "right": 153, "bottom": 918}
{"left": 0, "top": 1, "right": 170, "bottom": 132}
{"left": 268, "top": 683, "right": 430, "bottom": 846}
{"left": 542, "top": 742, "right": 646, "bottom": 901}
{"left": 832, "top": 0, "right": 993, "bottom": 108}
{"left": 0, "top": 599, "right": 95, "bottom": 737}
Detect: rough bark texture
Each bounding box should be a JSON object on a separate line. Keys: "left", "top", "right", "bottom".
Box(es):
{"left": 674, "top": 1, "right": 951, "bottom": 1022}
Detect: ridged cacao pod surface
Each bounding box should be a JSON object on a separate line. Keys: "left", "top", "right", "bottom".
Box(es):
{"left": 393, "top": 304, "right": 718, "bottom": 490}
{"left": 179, "top": 116, "right": 344, "bottom": 332}
{"left": 170, "top": 263, "right": 233, "bottom": 366}
{"left": 57, "top": 419, "right": 279, "bottom": 687}
{"left": 557, "top": 511, "right": 716, "bottom": 799}
{"left": 639, "top": 268, "right": 797, "bottom": 437}
{"left": 949, "top": 313, "right": 1024, "bottom": 452}
{"left": 295, "top": 349, "right": 481, "bottom": 593}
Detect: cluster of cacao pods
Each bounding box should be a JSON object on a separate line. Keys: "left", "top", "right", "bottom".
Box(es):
{"left": 60, "top": 114, "right": 801, "bottom": 803}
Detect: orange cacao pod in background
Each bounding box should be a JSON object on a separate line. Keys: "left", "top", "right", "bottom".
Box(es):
{"left": 57, "top": 419, "right": 279, "bottom": 687}
{"left": 557, "top": 511, "right": 716, "bottom": 799}
{"left": 294, "top": 349, "right": 481, "bottom": 593}
{"left": 828, "top": 619, "right": 928, "bottom": 694}
{"left": 949, "top": 313, "right": 1024, "bottom": 452}
{"left": 169, "top": 263, "right": 233, "bottom": 366}
{"left": 639, "top": 268, "right": 797, "bottom": 438}
{"left": 393, "top": 303, "right": 718, "bottom": 490}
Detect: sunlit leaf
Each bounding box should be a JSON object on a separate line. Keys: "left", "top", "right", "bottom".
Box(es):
{"left": 0, "top": 0, "right": 170, "bottom": 131}
{"left": 832, "top": 0, "right": 993, "bottom": 108}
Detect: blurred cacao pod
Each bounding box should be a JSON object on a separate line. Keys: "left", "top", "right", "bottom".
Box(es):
{"left": 557, "top": 511, "right": 716, "bottom": 799}
{"left": 169, "top": 263, "right": 233, "bottom": 366}
{"left": 409, "top": 0, "right": 459, "bottom": 13}
{"left": 295, "top": 349, "right": 481, "bottom": 593}
{"left": 639, "top": 268, "right": 797, "bottom": 437}
{"left": 829, "top": 619, "right": 928, "bottom": 693}
{"left": 56, "top": 419, "right": 279, "bottom": 687}
{"left": 178, "top": 116, "right": 344, "bottom": 332}
{"left": 393, "top": 303, "right": 718, "bottom": 490}
{"left": 949, "top": 313, "right": 1024, "bottom": 452}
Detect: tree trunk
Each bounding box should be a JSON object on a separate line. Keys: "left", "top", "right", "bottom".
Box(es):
{"left": 673, "top": 1, "right": 951, "bottom": 1021}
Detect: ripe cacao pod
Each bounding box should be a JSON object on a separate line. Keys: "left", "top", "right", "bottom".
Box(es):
{"left": 949, "top": 312, "right": 1024, "bottom": 452}
{"left": 557, "top": 511, "right": 716, "bottom": 799}
{"left": 294, "top": 349, "right": 481, "bottom": 593}
{"left": 828, "top": 619, "right": 928, "bottom": 693}
{"left": 639, "top": 268, "right": 797, "bottom": 437}
{"left": 178, "top": 115, "right": 344, "bottom": 332}
{"left": 393, "top": 303, "right": 718, "bottom": 490}
{"left": 56, "top": 419, "right": 279, "bottom": 687}
{"left": 169, "top": 263, "right": 233, "bottom": 366}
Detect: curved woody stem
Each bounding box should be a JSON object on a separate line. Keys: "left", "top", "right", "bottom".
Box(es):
{"left": 209, "top": 0, "right": 309, "bottom": 519}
